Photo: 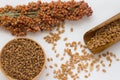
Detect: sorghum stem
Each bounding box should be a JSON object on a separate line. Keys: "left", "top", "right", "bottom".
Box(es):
{"left": 0, "top": 11, "right": 38, "bottom": 18}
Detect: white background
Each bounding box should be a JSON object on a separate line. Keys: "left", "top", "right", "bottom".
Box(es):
{"left": 0, "top": 0, "right": 120, "bottom": 80}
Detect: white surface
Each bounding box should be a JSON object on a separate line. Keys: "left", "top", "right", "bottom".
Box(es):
{"left": 0, "top": 0, "right": 120, "bottom": 80}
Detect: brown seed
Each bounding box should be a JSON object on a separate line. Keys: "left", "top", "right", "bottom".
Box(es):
{"left": 102, "top": 69, "right": 106, "bottom": 73}
{"left": 98, "top": 55, "right": 102, "bottom": 58}
{"left": 108, "top": 63, "right": 111, "bottom": 67}
{"left": 84, "top": 69, "right": 88, "bottom": 73}
{"left": 63, "top": 53, "right": 66, "bottom": 56}
{"left": 110, "top": 52, "right": 113, "bottom": 57}
{"left": 60, "top": 57, "right": 64, "bottom": 61}
{"left": 102, "top": 53, "right": 106, "bottom": 57}
{"left": 56, "top": 54, "right": 60, "bottom": 58}
{"left": 54, "top": 63, "right": 58, "bottom": 67}
{"left": 46, "top": 73, "right": 49, "bottom": 76}
{"left": 70, "top": 28, "right": 74, "bottom": 32}
{"left": 50, "top": 58, "right": 53, "bottom": 61}
{"left": 96, "top": 64, "right": 100, "bottom": 68}
{"left": 106, "top": 56, "right": 112, "bottom": 63}
{"left": 49, "top": 65, "right": 53, "bottom": 69}
{"left": 65, "top": 43, "right": 69, "bottom": 47}
{"left": 90, "top": 64, "right": 94, "bottom": 72}
{"left": 116, "top": 58, "right": 120, "bottom": 61}
{"left": 100, "top": 60, "right": 103, "bottom": 64}
{"left": 54, "top": 50, "right": 57, "bottom": 53}
{"left": 78, "top": 41, "right": 81, "bottom": 45}
{"left": 63, "top": 37, "right": 68, "bottom": 41}
{"left": 53, "top": 43, "right": 57, "bottom": 46}
{"left": 60, "top": 30, "right": 65, "bottom": 34}
{"left": 45, "top": 66, "right": 47, "bottom": 69}
{"left": 47, "top": 58, "right": 50, "bottom": 62}
{"left": 101, "top": 63, "right": 106, "bottom": 67}
{"left": 88, "top": 73, "right": 91, "bottom": 77}
{"left": 84, "top": 75, "right": 88, "bottom": 78}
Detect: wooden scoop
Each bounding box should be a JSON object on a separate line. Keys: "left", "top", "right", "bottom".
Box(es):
{"left": 84, "top": 13, "right": 120, "bottom": 54}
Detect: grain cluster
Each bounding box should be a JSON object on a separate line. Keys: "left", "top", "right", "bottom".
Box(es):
{"left": 86, "top": 19, "right": 120, "bottom": 50}
{"left": 44, "top": 22, "right": 65, "bottom": 53}
{"left": 44, "top": 22, "right": 120, "bottom": 80}
{"left": 0, "top": 0, "right": 92, "bottom": 36}
{"left": 0, "top": 38, "right": 45, "bottom": 80}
